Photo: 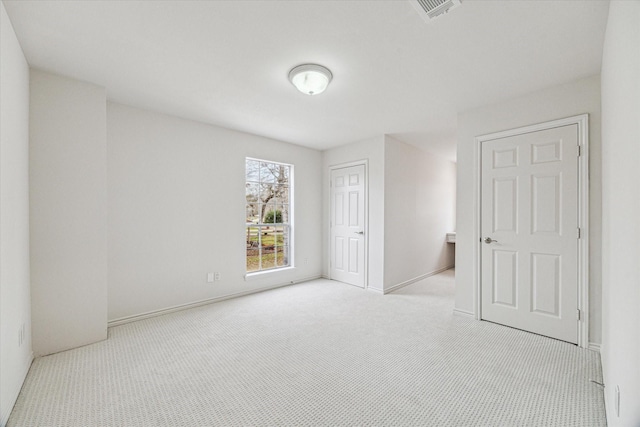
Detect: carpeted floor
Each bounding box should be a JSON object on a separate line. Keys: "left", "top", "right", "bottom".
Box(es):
{"left": 8, "top": 269, "right": 606, "bottom": 426}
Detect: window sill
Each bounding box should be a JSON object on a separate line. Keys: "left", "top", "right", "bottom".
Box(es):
{"left": 244, "top": 266, "right": 296, "bottom": 281}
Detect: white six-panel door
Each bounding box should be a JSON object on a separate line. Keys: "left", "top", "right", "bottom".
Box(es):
{"left": 481, "top": 124, "right": 579, "bottom": 343}
{"left": 330, "top": 165, "right": 366, "bottom": 288}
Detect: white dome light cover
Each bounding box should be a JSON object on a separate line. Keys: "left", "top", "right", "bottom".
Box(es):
{"left": 288, "top": 64, "right": 333, "bottom": 96}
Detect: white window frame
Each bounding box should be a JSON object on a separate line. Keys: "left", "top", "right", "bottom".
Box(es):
{"left": 245, "top": 157, "right": 294, "bottom": 276}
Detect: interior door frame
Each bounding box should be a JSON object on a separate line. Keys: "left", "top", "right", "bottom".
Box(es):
{"left": 473, "top": 114, "right": 590, "bottom": 348}
{"left": 328, "top": 160, "right": 369, "bottom": 289}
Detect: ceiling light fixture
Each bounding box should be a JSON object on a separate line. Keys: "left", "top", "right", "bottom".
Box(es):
{"left": 288, "top": 64, "right": 333, "bottom": 96}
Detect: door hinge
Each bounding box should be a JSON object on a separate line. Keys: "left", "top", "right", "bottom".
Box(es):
{"left": 577, "top": 145, "right": 581, "bottom": 157}
{"left": 577, "top": 227, "right": 581, "bottom": 239}
{"left": 577, "top": 309, "right": 581, "bottom": 321}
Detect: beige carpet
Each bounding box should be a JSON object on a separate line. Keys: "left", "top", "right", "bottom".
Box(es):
{"left": 8, "top": 269, "right": 606, "bottom": 426}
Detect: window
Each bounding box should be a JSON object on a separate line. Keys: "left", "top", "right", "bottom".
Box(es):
{"left": 245, "top": 158, "right": 292, "bottom": 273}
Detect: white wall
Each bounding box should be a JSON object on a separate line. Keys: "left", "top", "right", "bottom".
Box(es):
{"left": 322, "top": 136, "right": 385, "bottom": 291}
{"left": 383, "top": 136, "right": 456, "bottom": 291}
{"left": 29, "top": 70, "right": 108, "bottom": 356}
{"left": 107, "top": 103, "right": 322, "bottom": 322}
{"left": 600, "top": 2, "right": 640, "bottom": 425}
{"left": 456, "top": 75, "right": 602, "bottom": 343}
{"left": 322, "top": 136, "right": 456, "bottom": 292}
{"left": 0, "top": 3, "right": 32, "bottom": 423}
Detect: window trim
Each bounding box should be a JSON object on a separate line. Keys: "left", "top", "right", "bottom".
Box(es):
{"left": 244, "top": 266, "right": 296, "bottom": 281}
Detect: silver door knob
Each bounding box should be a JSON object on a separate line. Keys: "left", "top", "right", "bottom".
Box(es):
{"left": 354, "top": 231, "right": 364, "bottom": 235}
{"left": 484, "top": 237, "right": 498, "bottom": 244}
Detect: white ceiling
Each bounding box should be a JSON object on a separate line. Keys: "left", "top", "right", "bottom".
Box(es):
{"left": 3, "top": 0, "right": 609, "bottom": 161}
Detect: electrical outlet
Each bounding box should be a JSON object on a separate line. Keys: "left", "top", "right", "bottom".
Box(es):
{"left": 207, "top": 273, "right": 214, "bottom": 283}
{"left": 214, "top": 272, "right": 221, "bottom": 281}
{"left": 304, "top": 257, "right": 308, "bottom": 265}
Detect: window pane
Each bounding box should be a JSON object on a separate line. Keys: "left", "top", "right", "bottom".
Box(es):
{"left": 246, "top": 160, "right": 260, "bottom": 183}
{"left": 276, "top": 165, "right": 290, "bottom": 185}
{"left": 270, "top": 194, "right": 283, "bottom": 206}
{"left": 263, "top": 210, "right": 273, "bottom": 224}
{"left": 246, "top": 227, "right": 260, "bottom": 250}
{"left": 260, "top": 183, "right": 275, "bottom": 204}
{"left": 246, "top": 182, "right": 259, "bottom": 198}
{"left": 260, "top": 226, "right": 275, "bottom": 250}
{"left": 246, "top": 205, "right": 259, "bottom": 224}
{"left": 274, "top": 226, "right": 285, "bottom": 246}
{"left": 260, "top": 163, "right": 278, "bottom": 183}
{"left": 276, "top": 246, "right": 289, "bottom": 267}
{"left": 246, "top": 227, "right": 261, "bottom": 272}
{"left": 246, "top": 183, "right": 259, "bottom": 205}
{"left": 260, "top": 245, "right": 277, "bottom": 269}
{"left": 278, "top": 186, "right": 290, "bottom": 204}
{"left": 263, "top": 208, "right": 273, "bottom": 224}
{"left": 280, "top": 204, "right": 290, "bottom": 223}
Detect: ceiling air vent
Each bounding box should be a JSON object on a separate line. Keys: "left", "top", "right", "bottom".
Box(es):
{"left": 411, "top": 0, "right": 462, "bottom": 21}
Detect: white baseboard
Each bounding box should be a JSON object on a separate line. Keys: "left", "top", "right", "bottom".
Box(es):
{"left": 108, "top": 275, "right": 322, "bottom": 327}
{"left": 453, "top": 308, "right": 475, "bottom": 319}
{"left": 588, "top": 342, "right": 601, "bottom": 353}
{"left": 383, "top": 265, "right": 454, "bottom": 294}
{"left": 1, "top": 351, "right": 33, "bottom": 427}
